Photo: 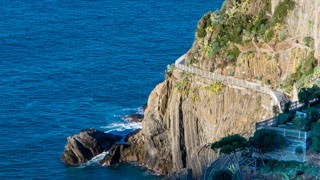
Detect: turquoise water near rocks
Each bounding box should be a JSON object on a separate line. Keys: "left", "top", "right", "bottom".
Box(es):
{"left": 0, "top": 0, "right": 223, "bottom": 179}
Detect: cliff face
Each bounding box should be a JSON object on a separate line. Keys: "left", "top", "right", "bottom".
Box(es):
{"left": 275, "top": 0, "right": 320, "bottom": 58}
{"left": 116, "top": 0, "right": 320, "bottom": 178}
{"left": 121, "top": 70, "right": 272, "bottom": 178}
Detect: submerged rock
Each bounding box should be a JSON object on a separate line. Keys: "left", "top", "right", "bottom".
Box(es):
{"left": 61, "top": 128, "right": 122, "bottom": 166}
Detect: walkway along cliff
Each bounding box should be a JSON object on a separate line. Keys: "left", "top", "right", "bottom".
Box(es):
{"left": 174, "top": 54, "right": 288, "bottom": 113}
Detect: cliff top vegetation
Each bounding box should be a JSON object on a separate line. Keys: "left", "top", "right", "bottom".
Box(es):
{"left": 186, "top": 0, "right": 320, "bottom": 97}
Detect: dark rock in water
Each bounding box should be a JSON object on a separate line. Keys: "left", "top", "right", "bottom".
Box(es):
{"left": 101, "top": 144, "right": 126, "bottom": 166}
{"left": 124, "top": 114, "right": 143, "bottom": 122}
{"left": 99, "top": 129, "right": 141, "bottom": 166}
{"left": 61, "top": 128, "right": 122, "bottom": 166}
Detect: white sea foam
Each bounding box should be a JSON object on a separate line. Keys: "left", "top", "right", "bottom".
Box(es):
{"left": 101, "top": 122, "right": 142, "bottom": 134}
{"left": 77, "top": 151, "right": 108, "bottom": 168}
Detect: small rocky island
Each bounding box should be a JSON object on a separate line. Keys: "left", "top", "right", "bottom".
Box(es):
{"left": 62, "top": 0, "right": 320, "bottom": 179}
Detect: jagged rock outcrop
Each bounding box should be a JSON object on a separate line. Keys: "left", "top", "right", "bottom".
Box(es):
{"left": 61, "top": 128, "right": 122, "bottom": 165}
{"left": 102, "top": 144, "right": 123, "bottom": 166}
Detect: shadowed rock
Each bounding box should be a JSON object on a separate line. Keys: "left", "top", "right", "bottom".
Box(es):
{"left": 61, "top": 128, "right": 122, "bottom": 166}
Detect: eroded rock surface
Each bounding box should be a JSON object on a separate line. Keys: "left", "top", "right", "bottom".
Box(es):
{"left": 61, "top": 128, "right": 121, "bottom": 165}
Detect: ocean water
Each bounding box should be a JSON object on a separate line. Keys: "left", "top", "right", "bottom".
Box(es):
{"left": 0, "top": 0, "right": 223, "bottom": 179}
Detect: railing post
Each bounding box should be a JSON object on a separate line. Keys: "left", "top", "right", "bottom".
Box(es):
{"left": 305, "top": 132, "right": 307, "bottom": 140}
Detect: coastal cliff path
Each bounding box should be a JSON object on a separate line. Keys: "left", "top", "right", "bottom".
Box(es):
{"left": 174, "top": 54, "right": 288, "bottom": 112}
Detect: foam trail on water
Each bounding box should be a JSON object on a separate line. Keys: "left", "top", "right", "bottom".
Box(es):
{"left": 77, "top": 151, "right": 108, "bottom": 168}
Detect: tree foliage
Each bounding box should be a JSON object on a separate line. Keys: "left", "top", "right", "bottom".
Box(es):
{"left": 211, "top": 169, "right": 233, "bottom": 180}
{"left": 211, "top": 134, "right": 248, "bottom": 154}
{"left": 298, "top": 85, "right": 320, "bottom": 107}
{"left": 249, "top": 129, "right": 286, "bottom": 166}
{"left": 312, "top": 120, "right": 320, "bottom": 152}
{"left": 211, "top": 134, "right": 247, "bottom": 179}
{"left": 271, "top": 0, "right": 295, "bottom": 25}
{"left": 250, "top": 129, "right": 287, "bottom": 154}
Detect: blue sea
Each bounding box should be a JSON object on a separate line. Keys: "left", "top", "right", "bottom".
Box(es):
{"left": 0, "top": 0, "right": 223, "bottom": 179}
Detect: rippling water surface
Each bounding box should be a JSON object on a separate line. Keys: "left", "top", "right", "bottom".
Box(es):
{"left": 0, "top": 0, "right": 223, "bottom": 179}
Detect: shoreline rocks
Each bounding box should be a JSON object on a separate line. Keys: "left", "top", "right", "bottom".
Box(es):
{"left": 61, "top": 128, "right": 122, "bottom": 166}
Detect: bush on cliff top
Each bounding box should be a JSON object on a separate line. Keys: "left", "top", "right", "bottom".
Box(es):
{"left": 271, "top": 0, "right": 295, "bottom": 25}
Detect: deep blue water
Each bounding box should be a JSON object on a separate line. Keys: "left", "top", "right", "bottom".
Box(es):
{"left": 0, "top": 0, "right": 223, "bottom": 179}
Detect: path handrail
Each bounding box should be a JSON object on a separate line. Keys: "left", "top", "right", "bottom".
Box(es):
{"left": 174, "top": 54, "right": 283, "bottom": 112}
{"left": 262, "top": 126, "right": 310, "bottom": 140}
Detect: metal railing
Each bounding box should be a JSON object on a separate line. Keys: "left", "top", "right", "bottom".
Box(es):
{"left": 175, "top": 54, "right": 282, "bottom": 111}
{"left": 256, "top": 98, "right": 320, "bottom": 130}
{"left": 255, "top": 116, "right": 278, "bottom": 129}
{"left": 262, "top": 126, "right": 310, "bottom": 140}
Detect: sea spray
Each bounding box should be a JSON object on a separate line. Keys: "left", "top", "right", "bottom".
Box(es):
{"left": 77, "top": 151, "right": 108, "bottom": 168}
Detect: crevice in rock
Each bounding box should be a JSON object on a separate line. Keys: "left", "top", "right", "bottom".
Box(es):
{"left": 179, "top": 96, "right": 187, "bottom": 168}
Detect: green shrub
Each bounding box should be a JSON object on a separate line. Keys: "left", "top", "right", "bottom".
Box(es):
{"left": 303, "top": 37, "right": 315, "bottom": 48}
{"left": 312, "top": 120, "right": 320, "bottom": 137}
{"left": 312, "top": 137, "right": 320, "bottom": 153}
{"left": 196, "top": 12, "right": 212, "bottom": 38}
{"left": 228, "top": 71, "right": 235, "bottom": 76}
{"left": 307, "top": 108, "right": 320, "bottom": 123}
{"left": 295, "top": 146, "right": 303, "bottom": 155}
{"left": 312, "top": 120, "right": 320, "bottom": 152}
{"left": 281, "top": 70, "right": 301, "bottom": 92}
{"left": 295, "top": 74, "right": 307, "bottom": 89}
{"left": 293, "top": 117, "right": 305, "bottom": 130}
{"left": 264, "top": 29, "right": 274, "bottom": 42}
{"left": 300, "top": 52, "right": 317, "bottom": 75}
{"left": 281, "top": 52, "right": 317, "bottom": 93}
{"left": 208, "top": 41, "right": 221, "bottom": 59}
{"left": 282, "top": 101, "right": 291, "bottom": 113}
{"left": 211, "top": 169, "right": 233, "bottom": 180}
{"left": 262, "top": 0, "right": 272, "bottom": 13}
{"left": 224, "top": 45, "right": 240, "bottom": 63}
{"left": 271, "top": 0, "right": 295, "bottom": 25}
{"left": 265, "top": 79, "right": 271, "bottom": 85}
{"left": 205, "top": 82, "right": 225, "bottom": 95}
{"left": 250, "top": 129, "right": 287, "bottom": 166}
{"left": 278, "top": 113, "right": 294, "bottom": 125}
